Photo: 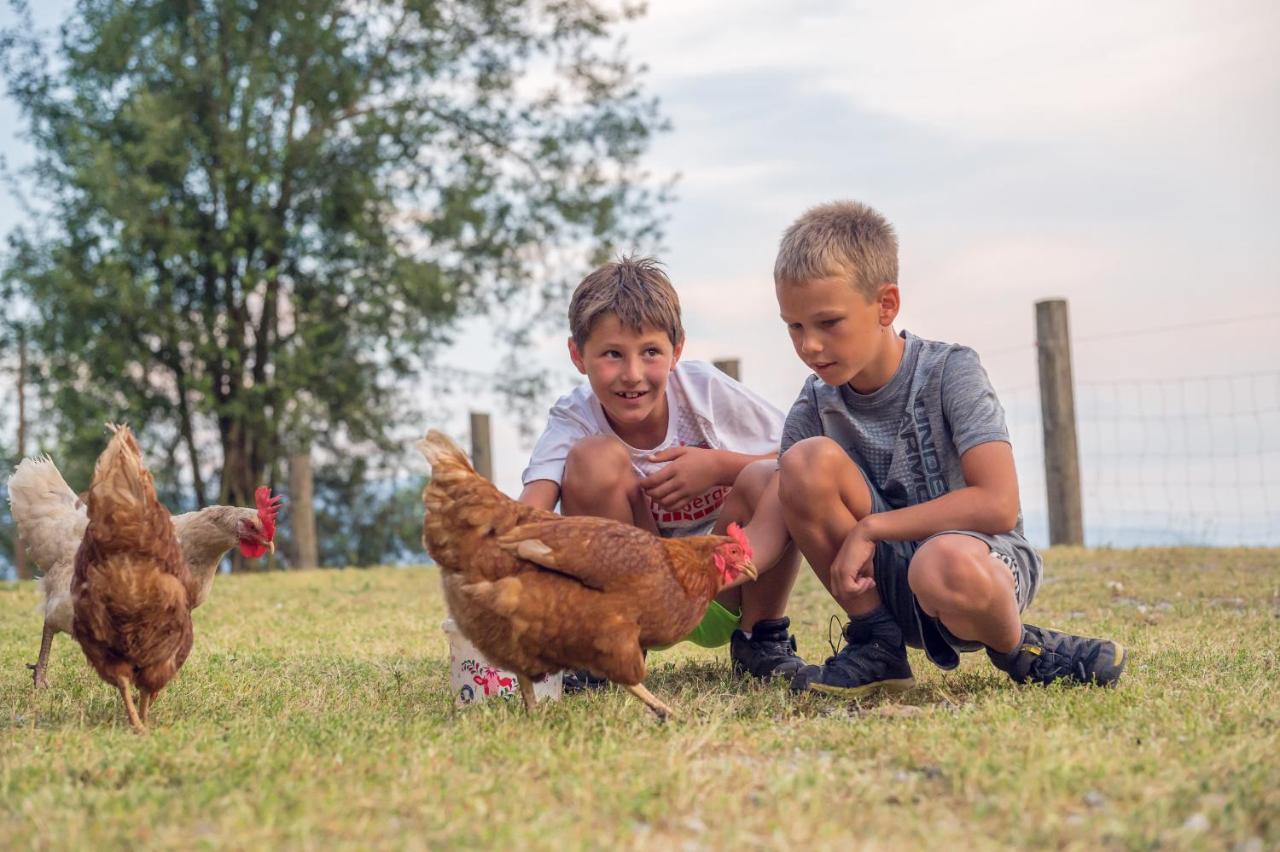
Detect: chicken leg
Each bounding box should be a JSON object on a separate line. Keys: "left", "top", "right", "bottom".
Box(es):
{"left": 115, "top": 675, "right": 146, "bottom": 734}
{"left": 624, "top": 683, "right": 675, "bottom": 720}
{"left": 516, "top": 674, "right": 539, "bottom": 713}
{"left": 27, "top": 623, "right": 54, "bottom": 689}
{"left": 139, "top": 690, "right": 156, "bottom": 724}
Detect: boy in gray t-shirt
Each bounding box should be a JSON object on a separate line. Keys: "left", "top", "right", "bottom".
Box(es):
{"left": 769, "top": 201, "right": 1126, "bottom": 695}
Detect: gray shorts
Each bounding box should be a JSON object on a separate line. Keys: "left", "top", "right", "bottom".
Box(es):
{"left": 860, "top": 473, "right": 1042, "bottom": 671}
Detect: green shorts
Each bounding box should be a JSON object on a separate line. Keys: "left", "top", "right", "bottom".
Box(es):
{"left": 668, "top": 600, "right": 742, "bottom": 649}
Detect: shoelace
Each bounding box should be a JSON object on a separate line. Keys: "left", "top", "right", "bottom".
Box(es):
{"left": 1027, "top": 647, "right": 1090, "bottom": 682}
{"left": 824, "top": 613, "right": 846, "bottom": 665}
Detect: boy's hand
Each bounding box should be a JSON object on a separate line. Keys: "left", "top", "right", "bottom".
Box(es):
{"left": 639, "top": 446, "right": 724, "bottom": 510}
{"left": 830, "top": 523, "right": 876, "bottom": 599}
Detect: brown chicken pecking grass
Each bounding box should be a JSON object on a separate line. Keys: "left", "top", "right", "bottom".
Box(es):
{"left": 69, "top": 425, "right": 196, "bottom": 733}
{"left": 417, "top": 429, "right": 756, "bottom": 719}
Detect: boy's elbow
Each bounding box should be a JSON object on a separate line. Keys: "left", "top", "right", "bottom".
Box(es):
{"left": 984, "top": 494, "right": 1020, "bottom": 534}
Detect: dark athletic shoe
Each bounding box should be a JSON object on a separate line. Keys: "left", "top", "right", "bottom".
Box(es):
{"left": 988, "top": 624, "right": 1127, "bottom": 687}
{"left": 730, "top": 617, "right": 807, "bottom": 680}
{"left": 562, "top": 669, "right": 609, "bottom": 693}
{"left": 789, "top": 619, "right": 915, "bottom": 697}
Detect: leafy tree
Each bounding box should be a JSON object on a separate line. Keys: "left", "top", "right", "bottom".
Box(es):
{"left": 0, "top": 0, "right": 666, "bottom": 558}
{"left": 307, "top": 455, "right": 424, "bottom": 567}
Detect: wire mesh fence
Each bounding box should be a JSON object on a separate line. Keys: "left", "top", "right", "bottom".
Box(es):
{"left": 1002, "top": 370, "right": 1280, "bottom": 548}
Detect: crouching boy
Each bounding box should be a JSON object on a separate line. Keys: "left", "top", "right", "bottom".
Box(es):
{"left": 520, "top": 256, "right": 806, "bottom": 684}
{"left": 771, "top": 201, "right": 1126, "bottom": 695}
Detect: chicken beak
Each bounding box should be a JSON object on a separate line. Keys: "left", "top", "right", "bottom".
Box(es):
{"left": 268, "top": 540, "right": 276, "bottom": 555}
{"left": 739, "top": 560, "right": 758, "bottom": 581}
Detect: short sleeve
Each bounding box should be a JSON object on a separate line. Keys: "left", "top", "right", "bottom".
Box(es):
{"left": 780, "top": 380, "right": 823, "bottom": 456}
{"left": 701, "top": 367, "right": 785, "bottom": 456}
{"left": 521, "top": 402, "right": 594, "bottom": 485}
{"left": 941, "top": 347, "right": 1009, "bottom": 455}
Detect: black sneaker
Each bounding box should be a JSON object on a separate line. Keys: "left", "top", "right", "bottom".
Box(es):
{"left": 562, "top": 669, "right": 609, "bottom": 693}
{"left": 789, "top": 614, "right": 915, "bottom": 697}
{"left": 988, "top": 624, "right": 1126, "bottom": 687}
{"left": 730, "top": 616, "right": 807, "bottom": 680}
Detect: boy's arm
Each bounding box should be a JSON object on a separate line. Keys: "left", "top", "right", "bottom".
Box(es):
{"left": 722, "top": 470, "right": 790, "bottom": 588}
{"left": 518, "top": 479, "right": 561, "bottom": 511}
{"left": 639, "top": 447, "right": 776, "bottom": 511}
{"left": 830, "top": 441, "right": 1021, "bottom": 597}
{"left": 863, "top": 441, "right": 1020, "bottom": 541}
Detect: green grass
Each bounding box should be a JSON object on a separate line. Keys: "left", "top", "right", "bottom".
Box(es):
{"left": 2, "top": 548, "right": 1277, "bottom": 850}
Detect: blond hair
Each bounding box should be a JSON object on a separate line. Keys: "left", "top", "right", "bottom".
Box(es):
{"left": 568, "top": 256, "right": 685, "bottom": 348}
{"left": 774, "top": 201, "right": 899, "bottom": 299}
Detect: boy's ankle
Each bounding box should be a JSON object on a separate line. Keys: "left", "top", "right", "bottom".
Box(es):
{"left": 846, "top": 606, "right": 904, "bottom": 647}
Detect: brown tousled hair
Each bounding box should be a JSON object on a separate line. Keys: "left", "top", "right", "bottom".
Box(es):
{"left": 568, "top": 256, "right": 684, "bottom": 349}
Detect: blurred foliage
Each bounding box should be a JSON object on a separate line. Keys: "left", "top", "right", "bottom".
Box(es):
{"left": 0, "top": 0, "right": 667, "bottom": 567}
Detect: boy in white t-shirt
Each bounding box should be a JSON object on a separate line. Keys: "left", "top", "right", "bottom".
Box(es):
{"left": 520, "top": 256, "right": 807, "bottom": 683}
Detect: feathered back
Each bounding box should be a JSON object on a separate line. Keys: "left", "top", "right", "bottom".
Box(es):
{"left": 8, "top": 455, "right": 87, "bottom": 572}
{"left": 79, "top": 425, "right": 182, "bottom": 569}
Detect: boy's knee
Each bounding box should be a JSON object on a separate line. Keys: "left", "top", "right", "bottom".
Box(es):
{"left": 731, "top": 458, "right": 776, "bottom": 502}
{"left": 909, "top": 537, "right": 1011, "bottom": 615}
{"left": 563, "top": 436, "right": 635, "bottom": 498}
{"left": 778, "top": 437, "right": 846, "bottom": 501}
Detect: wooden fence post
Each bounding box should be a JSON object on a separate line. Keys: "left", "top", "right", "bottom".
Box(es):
{"left": 470, "top": 412, "right": 493, "bottom": 481}
{"left": 713, "top": 358, "right": 740, "bottom": 381}
{"left": 288, "top": 449, "right": 318, "bottom": 569}
{"left": 1036, "top": 299, "right": 1084, "bottom": 546}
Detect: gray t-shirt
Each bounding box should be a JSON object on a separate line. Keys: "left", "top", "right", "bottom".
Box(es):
{"left": 781, "top": 330, "right": 1029, "bottom": 538}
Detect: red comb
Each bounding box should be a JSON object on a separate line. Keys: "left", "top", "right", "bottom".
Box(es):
{"left": 255, "top": 486, "right": 282, "bottom": 541}
{"left": 727, "top": 522, "right": 752, "bottom": 559}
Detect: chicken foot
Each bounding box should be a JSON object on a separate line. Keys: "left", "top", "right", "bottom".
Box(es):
{"left": 26, "top": 623, "right": 54, "bottom": 689}
{"left": 624, "top": 683, "right": 675, "bottom": 721}
{"left": 114, "top": 675, "right": 146, "bottom": 734}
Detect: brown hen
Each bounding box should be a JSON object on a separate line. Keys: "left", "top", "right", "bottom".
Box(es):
{"left": 71, "top": 426, "right": 196, "bottom": 733}
{"left": 417, "top": 430, "right": 755, "bottom": 719}
{"left": 8, "top": 454, "right": 280, "bottom": 689}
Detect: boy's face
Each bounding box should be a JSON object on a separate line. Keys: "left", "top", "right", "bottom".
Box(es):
{"left": 568, "top": 314, "right": 683, "bottom": 436}
{"left": 776, "top": 275, "right": 900, "bottom": 390}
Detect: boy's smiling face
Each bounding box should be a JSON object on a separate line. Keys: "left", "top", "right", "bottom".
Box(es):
{"left": 569, "top": 313, "right": 683, "bottom": 447}
{"left": 777, "top": 275, "right": 902, "bottom": 393}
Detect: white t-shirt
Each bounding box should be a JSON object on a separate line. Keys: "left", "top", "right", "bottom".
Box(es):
{"left": 522, "top": 360, "right": 784, "bottom": 537}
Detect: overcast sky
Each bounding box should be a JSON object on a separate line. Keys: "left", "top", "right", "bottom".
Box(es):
{"left": 4, "top": 1, "right": 1278, "bottom": 544}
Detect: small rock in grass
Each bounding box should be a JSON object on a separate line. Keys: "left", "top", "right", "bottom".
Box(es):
{"left": 872, "top": 704, "right": 923, "bottom": 718}
{"left": 1182, "top": 813, "right": 1210, "bottom": 833}
{"left": 1107, "top": 581, "right": 1125, "bottom": 594}
{"left": 1083, "top": 790, "right": 1107, "bottom": 809}
{"left": 1232, "top": 838, "right": 1264, "bottom": 852}
{"left": 682, "top": 816, "right": 707, "bottom": 835}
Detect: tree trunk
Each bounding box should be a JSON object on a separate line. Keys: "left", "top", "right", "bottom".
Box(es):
{"left": 288, "top": 449, "right": 318, "bottom": 570}
{"left": 14, "top": 328, "right": 31, "bottom": 581}
{"left": 174, "top": 363, "right": 208, "bottom": 508}
{"left": 221, "top": 418, "right": 254, "bottom": 571}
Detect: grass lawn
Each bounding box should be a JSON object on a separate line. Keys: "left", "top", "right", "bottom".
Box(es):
{"left": 2, "top": 548, "right": 1277, "bottom": 850}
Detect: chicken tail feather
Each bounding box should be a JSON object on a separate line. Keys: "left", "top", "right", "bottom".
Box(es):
{"left": 8, "top": 455, "right": 85, "bottom": 571}
{"left": 82, "top": 425, "right": 170, "bottom": 560}
{"left": 416, "top": 430, "right": 475, "bottom": 482}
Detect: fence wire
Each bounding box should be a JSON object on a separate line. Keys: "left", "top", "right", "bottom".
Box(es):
{"left": 1002, "top": 370, "right": 1280, "bottom": 548}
